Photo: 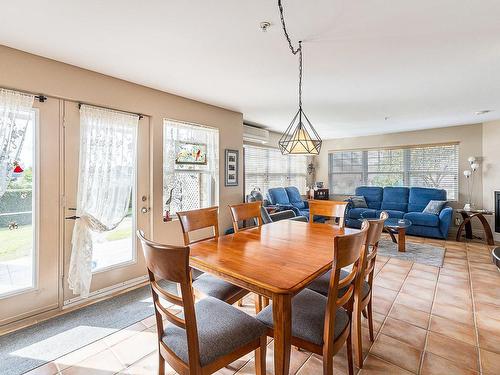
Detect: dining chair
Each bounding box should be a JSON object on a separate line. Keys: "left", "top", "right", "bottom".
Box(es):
{"left": 308, "top": 211, "right": 388, "bottom": 368}
{"left": 229, "top": 201, "right": 263, "bottom": 233}
{"left": 137, "top": 231, "right": 267, "bottom": 375}
{"left": 256, "top": 221, "right": 370, "bottom": 375}
{"left": 228, "top": 201, "right": 268, "bottom": 312}
{"left": 308, "top": 200, "right": 348, "bottom": 228}
{"left": 177, "top": 207, "right": 250, "bottom": 305}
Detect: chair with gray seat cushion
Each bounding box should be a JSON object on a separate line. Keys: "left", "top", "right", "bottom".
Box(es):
{"left": 307, "top": 212, "right": 388, "bottom": 368}
{"left": 137, "top": 231, "right": 267, "bottom": 375}
{"left": 247, "top": 188, "right": 307, "bottom": 223}
{"left": 177, "top": 207, "right": 250, "bottom": 305}
{"left": 256, "top": 222, "right": 370, "bottom": 375}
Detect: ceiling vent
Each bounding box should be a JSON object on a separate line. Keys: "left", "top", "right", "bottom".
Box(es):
{"left": 243, "top": 124, "right": 269, "bottom": 144}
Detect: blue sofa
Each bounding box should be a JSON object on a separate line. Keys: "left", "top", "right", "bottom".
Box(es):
{"left": 346, "top": 186, "right": 453, "bottom": 239}
{"left": 267, "top": 187, "right": 310, "bottom": 219}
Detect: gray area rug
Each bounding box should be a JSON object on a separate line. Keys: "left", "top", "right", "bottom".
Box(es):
{"left": 0, "top": 282, "right": 175, "bottom": 375}
{"left": 377, "top": 239, "right": 445, "bottom": 267}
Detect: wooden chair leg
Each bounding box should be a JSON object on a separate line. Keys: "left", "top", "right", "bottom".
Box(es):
{"left": 158, "top": 353, "right": 165, "bottom": 375}
{"left": 254, "top": 294, "right": 263, "bottom": 314}
{"left": 353, "top": 305, "right": 364, "bottom": 368}
{"left": 367, "top": 300, "right": 374, "bottom": 342}
{"left": 255, "top": 336, "right": 267, "bottom": 375}
{"left": 346, "top": 327, "right": 354, "bottom": 375}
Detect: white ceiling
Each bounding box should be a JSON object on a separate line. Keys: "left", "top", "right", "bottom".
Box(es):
{"left": 1, "top": 0, "right": 500, "bottom": 139}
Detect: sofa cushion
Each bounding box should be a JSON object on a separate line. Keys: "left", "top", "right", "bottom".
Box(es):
{"left": 349, "top": 196, "right": 368, "bottom": 208}
{"left": 348, "top": 208, "right": 377, "bottom": 219}
{"left": 381, "top": 187, "right": 409, "bottom": 212}
{"left": 355, "top": 187, "right": 383, "bottom": 210}
{"left": 408, "top": 187, "right": 447, "bottom": 212}
{"left": 423, "top": 200, "right": 448, "bottom": 215}
{"left": 267, "top": 187, "right": 290, "bottom": 205}
{"left": 404, "top": 212, "right": 440, "bottom": 227}
{"left": 285, "top": 186, "right": 305, "bottom": 209}
{"left": 376, "top": 209, "right": 405, "bottom": 219}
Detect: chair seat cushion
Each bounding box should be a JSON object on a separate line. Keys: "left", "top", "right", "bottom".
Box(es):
{"left": 307, "top": 269, "right": 371, "bottom": 299}
{"left": 256, "top": 289, "right": 349, "bottom": 346}
{"left": 348, "top": 208, "right": 377, "bottom": 220}
{"left": 162, "top": 297, "right": 266, "bottom": 366}
{"left": 404, "top": 212, "right": 440, "bottom": 227}
{"left": 192, "top": 274, "right": 245, "bottom": 301}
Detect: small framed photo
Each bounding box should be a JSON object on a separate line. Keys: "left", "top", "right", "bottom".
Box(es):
{"left": 225, "top": 149, "right": 239, "bottom": 187}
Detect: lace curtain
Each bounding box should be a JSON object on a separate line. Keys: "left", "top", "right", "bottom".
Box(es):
{"left": 68, "top": 105, "right": 138, "bottom": 297}
{"left": 0, "top": 88, "right": 34, "bottom": 198}
{"left": 163, "top": 120, "right": 219, "bottom": 215}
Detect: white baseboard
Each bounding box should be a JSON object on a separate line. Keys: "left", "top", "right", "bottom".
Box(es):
{"left": 63, "top": 275, "right": 149, "bottom": 309}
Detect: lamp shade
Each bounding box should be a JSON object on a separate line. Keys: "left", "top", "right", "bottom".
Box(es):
{"left": 471, "top": 163, "right": 480, "bottom": 171}
{"left": 463, "top": 170, "right": 472, "bottom": 177}
{"left": 279, "top": 108, "right": 322, "bottom": 155}
{"left": 468, "top": 156, "right": 476, "bottom": 164}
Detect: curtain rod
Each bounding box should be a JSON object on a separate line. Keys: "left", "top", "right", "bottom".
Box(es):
{"left": 78, "top": 102, "right": 144, "bottom": 120}
{"left": 1, "top": 85, "right": 146, "bottom": 119}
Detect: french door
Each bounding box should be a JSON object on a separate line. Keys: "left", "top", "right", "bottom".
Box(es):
{"left": 0, "top": 99, "right": 60, "bottom": 326}
{"left": 62, "top": 101, "right": 150, "bottom": 303}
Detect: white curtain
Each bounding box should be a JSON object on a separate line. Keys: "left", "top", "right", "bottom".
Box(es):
{"left": 163, "top": 120, "right": 219, "bottom": 215}
{"left": 0, "top": 88, "right": 34, "bottom": 198}
{"left": 68, "top": 105, "right": 138, "bottom": 297}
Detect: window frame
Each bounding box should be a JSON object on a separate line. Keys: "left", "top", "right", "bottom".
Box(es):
{"left": 243, "top": 144, "right": 308, "bottom": 197}
{"left": 328, "top": 143, "right": 459, "bottom": 200}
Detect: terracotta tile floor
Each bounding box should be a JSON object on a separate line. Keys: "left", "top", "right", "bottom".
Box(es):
{"left": 24, "top": 235, "right": 500, "bottom": 375}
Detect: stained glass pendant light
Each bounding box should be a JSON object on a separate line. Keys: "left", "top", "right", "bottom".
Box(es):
{"left": 277, "top": 0, "right": 322, "bottom": 155}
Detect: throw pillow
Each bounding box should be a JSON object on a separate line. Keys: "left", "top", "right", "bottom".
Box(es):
{"left": 423, "top": 200, "right": 448, "bottom": 215}
{"left": 350, "top": 195, "right": 368, "bottom": 208}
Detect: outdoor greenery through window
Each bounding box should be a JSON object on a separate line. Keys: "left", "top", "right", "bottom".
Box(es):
{"left": 163, "top": 120, "right": 219, "bottom": 217}
{"left": 244, "top": 145, "right": 308, "bottom": 196}
{"left": 328, "top": 143, "right": 459, "bottom": 200}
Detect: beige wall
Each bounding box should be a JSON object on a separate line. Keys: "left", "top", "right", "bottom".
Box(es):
{"left": 0, "top": 45, "right": 244, "bottom": 245}
{"left": 482, "top": 120, "right": 500, "bottom": 240}
{"left": 315, "top": 124, "right": 484, "bottom": 212}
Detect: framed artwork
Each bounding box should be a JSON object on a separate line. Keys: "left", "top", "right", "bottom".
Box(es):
{"left": 175, "top": 142, "right": 207, "bottom": 165}
{"left": 225, "top": 149, "right": 239, "bottom": 186}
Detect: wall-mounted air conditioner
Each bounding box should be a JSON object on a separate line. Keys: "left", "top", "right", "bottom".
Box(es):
{"left": 243, "top": 124, "right": 269, "bottom": 144}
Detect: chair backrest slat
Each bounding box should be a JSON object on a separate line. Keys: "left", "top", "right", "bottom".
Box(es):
{"left": 229, "top": 201, "right": 263, "bottom": 233}
{"left": 309, "top": 200, "right": 348, "bottom": 228}
{"left": 177, "top": 206, "right": 219, "bottom": 245}
{"left": 151, "top": 280, "right": 184, "bottom": 306}
{"left": 361, "top": 211, "right": 388, "bottom": 283}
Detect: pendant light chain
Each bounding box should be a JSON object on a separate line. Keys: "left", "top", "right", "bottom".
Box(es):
{"left": 278, "top": 0, "right": 303, "bottom": 109}
{"left": 277, "top": 0, "right": 322, "bottom": 155}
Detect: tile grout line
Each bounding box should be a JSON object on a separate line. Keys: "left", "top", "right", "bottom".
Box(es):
{"left": 466, "top": 241, "right": 483, "bottom": 375}
{"left": 367, "top": 254, "right": 417, "bottom": 373}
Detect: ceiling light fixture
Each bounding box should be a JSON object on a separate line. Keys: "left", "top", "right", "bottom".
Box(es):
{"left": 277, "top": 0, "right": 322, "bottom": 155}
{"left": 259, "top": 21, "right": 271, "bottom": 32}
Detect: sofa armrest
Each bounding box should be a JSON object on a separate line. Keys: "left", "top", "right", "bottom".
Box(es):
{"left": 302, "top": 200, "right": 309, "bottom": 209}
{"left": 270, "top": 210, "right": 297, "bottom": 222}
{"left": 439, "top": 206, "right": 453, "bottom": 238}
{"left": 275, "top": 204, "right": 301, "bottom": 216}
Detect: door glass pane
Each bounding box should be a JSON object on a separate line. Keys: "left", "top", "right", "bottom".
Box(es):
{"left": 0, "top": 110, "right": 35, "bottom": 296}
{"left": 91, "top": 193, "right": 135, "bottom": 272}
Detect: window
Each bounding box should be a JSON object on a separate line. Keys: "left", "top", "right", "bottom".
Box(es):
{"left": 163, "top": 120, "right": 219, "bottom": 215}
{"left": 328, "top": 143, "right": 459, "bottom": 200}
{"left": 0, "top": 108, "right": 36, "bottom": 296}
{"left": 244, "top": 145, "right": 308, "bottom": 196}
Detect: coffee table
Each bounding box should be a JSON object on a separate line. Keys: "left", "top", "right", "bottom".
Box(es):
{"left": 384, "top": 218, "right": 412, "bottom": 252}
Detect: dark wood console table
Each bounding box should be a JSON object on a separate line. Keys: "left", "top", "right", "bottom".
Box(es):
{"left": 455, "top": 209, "right": 495, "bottom": 246}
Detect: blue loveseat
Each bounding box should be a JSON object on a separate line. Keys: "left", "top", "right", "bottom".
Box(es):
{"left": 346, "top": 186, "right": 453, "bottom": 239}
{"left": 267, "top": 187, "right": 310, "bottom": 219}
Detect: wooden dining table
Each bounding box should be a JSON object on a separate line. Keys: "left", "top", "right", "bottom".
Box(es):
{"left": 189, "top": 219, "right": 359, "bottom": 375}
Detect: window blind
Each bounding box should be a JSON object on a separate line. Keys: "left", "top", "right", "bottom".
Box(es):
{"left": 244, "top": 145, "right": 307, "bottom": 196}
{"left": 328, "top": 143, "right": 459, "bottom": 200}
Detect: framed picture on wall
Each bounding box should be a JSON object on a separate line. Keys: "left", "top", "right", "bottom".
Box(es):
{"left": 225, "top": 149, "right": 239, "bottom": 186}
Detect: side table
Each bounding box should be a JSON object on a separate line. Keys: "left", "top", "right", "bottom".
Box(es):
{"left": 455, "top": 209, "right": 495, "bottom": 246}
